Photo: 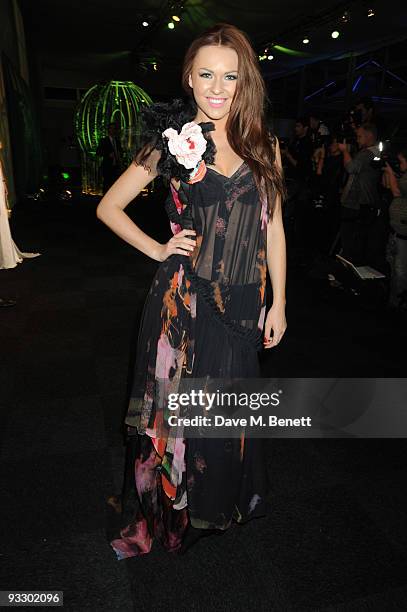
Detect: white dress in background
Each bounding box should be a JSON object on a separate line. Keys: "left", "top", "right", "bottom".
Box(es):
{"left": 0, "top": 161, "right": 40, "bottom": 270}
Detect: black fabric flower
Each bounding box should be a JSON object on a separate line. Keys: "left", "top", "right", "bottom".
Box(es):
{"left": 135, "top": 98, "right": 216, "bottom": 183}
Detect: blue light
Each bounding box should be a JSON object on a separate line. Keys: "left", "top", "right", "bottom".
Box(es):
{"left": 352, "top": 75, "right": 363, "bottom": 92}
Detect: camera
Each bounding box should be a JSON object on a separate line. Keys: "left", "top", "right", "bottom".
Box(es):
{"left": 371, "top": 141, "right": 401, "bottom": 175}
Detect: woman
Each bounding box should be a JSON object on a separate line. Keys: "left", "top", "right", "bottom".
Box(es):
{"left": 383, "top": 148, "right": 407, "bottom": 309}
{"left": 96, "top": 23, "right": 287, "bottom": 559}
{"left": 0, "top": 141, "right": 40, "bottom": 269}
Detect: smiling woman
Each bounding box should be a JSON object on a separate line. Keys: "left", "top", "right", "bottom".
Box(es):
{"left": 181, "top": 28, "right": 286, "bottom": 207}
{"left": 96, "top": 22, "right": 287, "bottom": 559}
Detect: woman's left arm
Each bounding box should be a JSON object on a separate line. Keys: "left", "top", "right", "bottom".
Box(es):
{"left": 264, "top": 139, "right": 287, "bottom": 349}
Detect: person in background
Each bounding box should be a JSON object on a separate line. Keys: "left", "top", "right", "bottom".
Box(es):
{"left": 0, "top": 140, "right": 40, "bottom": 272}
{"left": 355, "top": 97, "right": 386, "bottom": 141}
{"left": 309, "top": 113, "right": 330, "bottom": 148}
{"left": 309, "top": 113, "right": 330, "bottom": 209}
{"left": 383, "top": 147, "right": 407, "bottom": 310}
{"left": 97, "top": 123, "right": 124, "bottom": 194}
{"left": 282, "top": 117, "right": 313, "bottom": 182}
{"left": 281, "top": 117, "right": 313, "bottom": 250}
{"left": 338, "top": 123, "right": 387, "bottom": 272}
{"left": 316, "top": 135, "right": 345, "bottom": 251}
{"left": 320, "top": 135, "right": 345, "bottom": 207}
{"left": 355, "top": 97, "right": 376, "bottom": 124}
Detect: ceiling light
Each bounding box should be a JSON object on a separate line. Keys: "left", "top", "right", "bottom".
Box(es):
{"left": 258, "top": 55, "right": 267, "bottom": 61}
{"left": 172, "top": 15, "right": 181, "bottom": 21}
{"left": 168, "top": 21, "right": 175, "bottom": 29}
{"left": 331, "top": 30, "right": 340, "bottom": 39}
{"left": 142, "top": 21, "right": 149, "bottom": 27}
{"left": 367, "top": 8, "right": 375, "bottom": 17}
{"left": 341, "top": 11, "right": 350, "bottom": 23}
{"left": 302, "top": 37, "right": 310, "bottom": 44}
{"left": 267, "top": 55, "right": 274, "bottom": 60}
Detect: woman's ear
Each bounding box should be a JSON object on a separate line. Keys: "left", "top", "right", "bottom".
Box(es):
{"left": 188, "top": 73, "right": 193, "bottom": 89}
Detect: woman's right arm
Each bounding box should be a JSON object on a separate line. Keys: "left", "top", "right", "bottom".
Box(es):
{"left": 96, "top": 149, "right": 196, "bottom": 262}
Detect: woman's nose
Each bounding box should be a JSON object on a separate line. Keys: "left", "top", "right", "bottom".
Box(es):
{"left": 210, "top": 78, "right": 223, "bottom": 94}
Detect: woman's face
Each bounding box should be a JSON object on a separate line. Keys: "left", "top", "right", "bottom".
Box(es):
{"left": 398, "top": 154, "right": 407, "bottom": 173}
{"left": 188, "top": 44, "right": 239, "bottom": 123}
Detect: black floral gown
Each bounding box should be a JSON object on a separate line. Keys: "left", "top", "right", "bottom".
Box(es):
{"left": 110, "top": 109, "right": 271, "bottom": 560}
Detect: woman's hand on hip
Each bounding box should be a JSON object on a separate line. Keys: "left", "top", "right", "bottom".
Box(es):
{"left": 157, "top": 229, "right": 197, "bottom": 262}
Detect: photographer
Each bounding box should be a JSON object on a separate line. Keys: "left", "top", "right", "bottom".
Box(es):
{"left": 338, "top": 123, "right": 387, "bottom": 273}
{"left": 309, "top": 113, "right": 330, "bottom": 209}
{"left": 281, "top": 118, "right": 314, "bottom": 248}
{"left": 383, "top": 148, "right": 407, "bottom": 309}
{"left": 281, "top": 117, "right": 313, "bottom": 181}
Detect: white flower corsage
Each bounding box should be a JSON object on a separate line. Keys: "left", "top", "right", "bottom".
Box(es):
{"left": 162, "top": 121, "right": 208, "bottom": 183}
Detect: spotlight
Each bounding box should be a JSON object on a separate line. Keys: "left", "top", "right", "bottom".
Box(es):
{"left": 302, "top": 37, "right": 310, "bottom": 44}
{"left": 267, "top": 55, "right": 274, "bottom": 60}
{"left": 172, "top": 15, "right": 181, "bottom": 21}
{"left": 341, "top": 11, "right": 350, "bottom": 23}
{"left": 331, "top": 30, "right": 340, "bottom": 39}
{"left": 258, "top": 55, "right": 267, "bottom": 61}
{"left": 168, "top": 21, "right": 175, "bottom": 29}
{"left": 142, "top": 21, "right": 149, "bottom": 27}
{"left": 367, "top": 8, "right": 375, "bottom": 17}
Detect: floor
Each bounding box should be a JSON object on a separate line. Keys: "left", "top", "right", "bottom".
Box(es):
{"left": 1, "top": 192, "right": 406, "bottom": 611}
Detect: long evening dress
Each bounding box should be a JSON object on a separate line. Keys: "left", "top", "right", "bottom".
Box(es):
{"left": 0, "top": 160, "right": 40, "bottom": 269}
{"left": 110, "top": 103, "right": 271, "bottom": 559}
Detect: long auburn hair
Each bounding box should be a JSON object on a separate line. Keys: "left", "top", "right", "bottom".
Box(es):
{"left": 181, "top": 23, "right": 286, "bottom": 219}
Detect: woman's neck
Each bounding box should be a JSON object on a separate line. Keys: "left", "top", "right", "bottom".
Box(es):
{"left": 194, "top": 110, "right": 228, "bottom": 136}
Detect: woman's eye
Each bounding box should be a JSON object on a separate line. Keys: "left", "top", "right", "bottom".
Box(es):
{"left": 199, "top": 73, "right": 237, "bottom": 80}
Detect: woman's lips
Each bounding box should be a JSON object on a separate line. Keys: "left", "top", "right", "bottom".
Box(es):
{"left": 206, "top": 97, "right": 227, "bottom": 108}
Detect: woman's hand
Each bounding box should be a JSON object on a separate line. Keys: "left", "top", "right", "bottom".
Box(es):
{"left": 156, "top": 229, "right": 197, "bottom": 262}
{"left": 263, "top": 302, "right": 287, "bottom": 349}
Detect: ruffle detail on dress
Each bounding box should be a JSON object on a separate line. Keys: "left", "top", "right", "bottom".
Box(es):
{"left": 182, "top": 256, "right": 264, "bottom": 351}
